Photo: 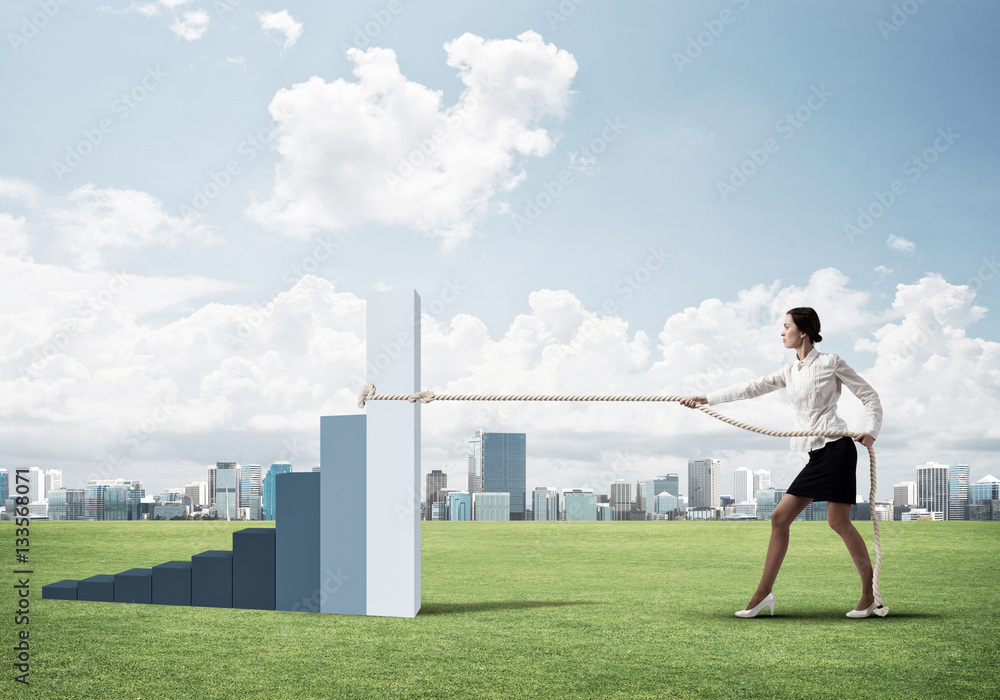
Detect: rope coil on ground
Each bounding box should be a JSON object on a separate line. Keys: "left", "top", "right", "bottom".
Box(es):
{"left": 358, "top": 383, "right": 887, "bottom": 616}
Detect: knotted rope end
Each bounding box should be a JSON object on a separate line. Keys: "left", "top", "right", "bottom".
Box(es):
{"left": 358, "top": 383, "right": 376, "bottom": 409}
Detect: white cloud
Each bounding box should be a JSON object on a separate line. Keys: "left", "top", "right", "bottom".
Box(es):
{"left": 169, "top": 9, "right": 210, "bottom": 41}
{"left": 0, "top": 177, "right": 41, "bottom": 206}
{"left": 886, "top": 234, "right": 915, "bottom": 255}
{"left": 105, "top": 1, "right": 209, "bottom": 41}
{"left": 0, "top": 213, "right": 30, "bottom": 257}
{"left": 247, "top": 31, "right": 578, "bottom": 248}
{"left": 875, "top": 265, "right": 893, "bottom": 276}
{"left": 257, "top": 10, "right": 303, "bottom": 50}
{"left": 47, "top": 184, "right": 220, "bottom": 269}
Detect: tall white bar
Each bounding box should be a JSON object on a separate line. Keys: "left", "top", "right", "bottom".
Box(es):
{"left": 365, "top": 290, "right": 421, "bottom": 617}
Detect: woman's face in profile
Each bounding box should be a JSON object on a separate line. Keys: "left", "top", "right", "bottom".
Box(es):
{"left": 781, "top": 314, "right": 804, "bottom": 350}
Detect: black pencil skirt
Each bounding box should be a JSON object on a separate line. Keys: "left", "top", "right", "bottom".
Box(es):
{"left": 785, "top": 436, "right": 858, "bottom": 504}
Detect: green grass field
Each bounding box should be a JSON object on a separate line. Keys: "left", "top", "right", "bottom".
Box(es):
{"left": 1, "top": 520, "right": 997, "bottom": 699}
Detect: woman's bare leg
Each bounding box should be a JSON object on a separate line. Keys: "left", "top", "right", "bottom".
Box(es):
{"left": 745, "top": 494, "right": 814, "bottom": 609}
{"left": 828, "top": 502, "right": 875, "bottom": 610}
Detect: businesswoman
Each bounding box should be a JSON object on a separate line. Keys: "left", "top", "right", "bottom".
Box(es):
{"left": 681, "top": 307, "right": 882, "bottom": 619}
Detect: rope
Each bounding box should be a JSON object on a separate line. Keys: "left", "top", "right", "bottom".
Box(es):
{"left": 357, "top": 383, "right": 888, "bottom": 617}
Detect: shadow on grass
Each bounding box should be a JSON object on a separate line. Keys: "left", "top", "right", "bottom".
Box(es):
{"left": 419, "top": 601, "right": 596, "bottom": 615}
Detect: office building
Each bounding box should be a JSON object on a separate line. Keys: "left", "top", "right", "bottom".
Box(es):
{"left": 472, "top": 492, "right": 510, "bottom": 521}
{"left": 902, "top": 508, "right": 943, "bottom": 521}
{"left": 209, "top": 462, "right": 237, "bottom": 507}
{"left": 447, "top": 492, "right": 471, "bottom": 521}
{"left": 468, "top": 430, "right": 484, "bottom": 494}
{"left": 152, "top": 500, "right": 186, "bottom": 519}
{"left": 894, "top": 481, "right": 917, "bottom": 507}
{"left": 239, "top": 464, "right": 262, "bottom": 520}
{"left": 753, "top": 469, "right": 770, "bottom": 493}
{"left": 103, "top": 486, "right": 132, "bottom": 520}
{"left": 84, "top": 482, "right": 110, "bottom": 520}
{"left": 948, "top": 465, "right": 970, "bottom": 521}
{"left": 636, "top": 480, "right": 652, "bottom": 513}
{"left": 262, "top": 464, "right": 291, "bottom": 521}
{"left": 563, "top": 488, "right": 597, "bottom": 521}
{"left": 48, "top": 488, "right": 86, "bottom": 520}
{"left": 970, "top": 499, "right": 999, "bottom": 521}
{"left": 970, "top": 474, "right": 999, "bottom": 505}
{"left": 215, "top": 464, "right": 239, "bottom": 520}
{"left": 425, "top": 469, "right": 448, "bottom": 521}
{"left": 0, "top": 469, "right": 8, "bottom": 502}
{"left": 653, "top": 475, "right": 679, "bottom": 516}
{"left": 185, "top": 481, "right": 209, "bottom": 510}
{"left": 688, "top": 459, "right": 720, "bottom": 510}
{"left": 161, "top": 488, "right": 185, "bottom": 503}
{"left": 44, "top": 469, "right": 63, "bottom": 494}
{"left": 917, "top": 463, "right": 949, "bottom": 519}
{"left": 532, "top": 487, "right": 560, "bottom": 521}
{"left": 756, "top": 488, "right": 786, "bottom": 520}
{"left": 686, "top": 506, "right": 719, "bottom": 520}
{"left": 597, "top": 503, "right": 613, "bottom": 521}
{"left": 733, "top": 467, "right": 753, "bottom": 503}
{"left": 609, "top": 479, "right": 631, "bottom": 521}
{"left": 481, "top": 432, "right": 526, "bottom": 520}
{"left": 654, "top": 491, "right": 678, "bottom": 517}
{"left": 25, "top": 467, "right": 43, "bottom": 503}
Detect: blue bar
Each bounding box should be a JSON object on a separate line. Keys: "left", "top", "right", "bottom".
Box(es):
{"left": 233, "top": 528, "right": 276, "bottom": 610}
{"left": 191, "top": 550, "right": 233, "bottom": 608}
{"left": 152, "top": 561, "right": 192, "bottom": 606}
{"left": 276, "top": 472, "right": 320, "bottom": 612}
{"left": 78, "top": 574, "right": 115, "bottom": 602}
{"left": 320, "top": 414, "right": 367, "bottom": 615}
{"left": 114, "top": 568, "right": 152, "bottom": 603}
{"left": 42, "top": 580, "right": 78, "bottom": 600}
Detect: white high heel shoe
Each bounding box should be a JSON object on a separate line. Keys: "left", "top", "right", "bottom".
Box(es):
{"left": 735, "top": 592, "right": 775, "bottom": 618}
{"left": 846, "top": 602, "right": 877, "bottom": 618}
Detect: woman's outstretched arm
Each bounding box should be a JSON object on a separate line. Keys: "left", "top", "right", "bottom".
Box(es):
{"left": 834, "top": 355, "right": 882, "bottom": 446}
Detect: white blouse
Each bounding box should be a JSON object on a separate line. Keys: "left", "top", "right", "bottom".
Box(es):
{"left": 705, "top": 347, "right": 883, "bottom": 453}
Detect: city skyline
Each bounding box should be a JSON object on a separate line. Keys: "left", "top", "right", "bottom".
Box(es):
{"left": 6, "top": 464, "right": 998, "bottom": 522}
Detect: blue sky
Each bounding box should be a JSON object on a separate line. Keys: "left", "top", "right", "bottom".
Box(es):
{"left": 1, "top": 0, "right": 998, "bottom": 500}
